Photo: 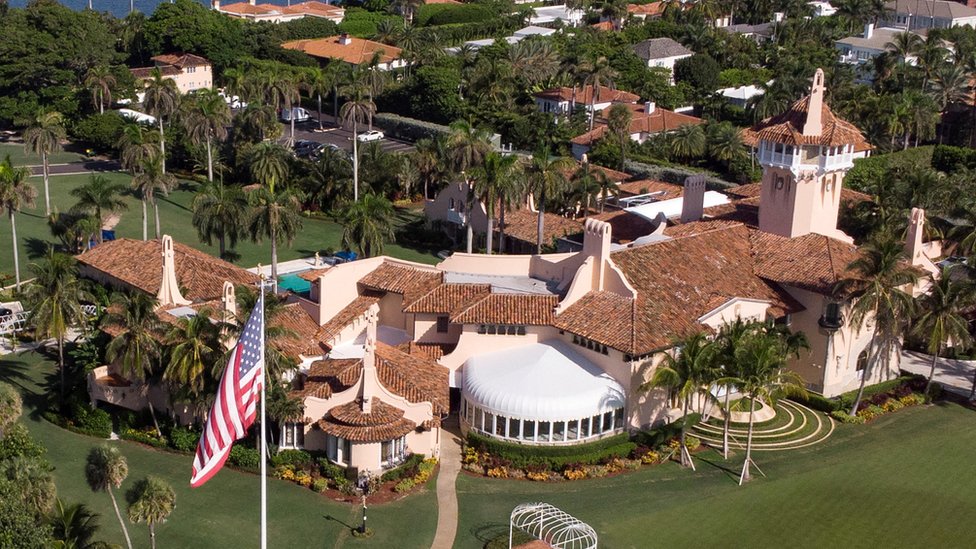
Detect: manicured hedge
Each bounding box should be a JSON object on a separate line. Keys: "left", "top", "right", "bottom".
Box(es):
{"left": 466, "top": 432, "right": 637, "bottom": 470}
{"left": 790, "top": 392, "right": 839, "bottom": 413}
{"left": 169, "top": 426, "right": 201, "bottom": 453}
{"left": 380, "top": 453, "right": 425, "bottom": 482}
{"left": 373, "top": 112, "right": 452, "bottom": 142}
{"left": 836, "top": 376, "right": 919, "bottom": 411}
{"left": 120, "top": 428, "right": 167, "bottom": 448}
{"left": 229, "top": 444, "right": 261, "bottom": 470}
{"left": 417, "top": 4, "right": 495, "bottom": 26}
{"left": 271, "top": 449, "right": 313, "bottom": 468}
{"left": 932, "top": 144, "right": 976, "bottom": 172}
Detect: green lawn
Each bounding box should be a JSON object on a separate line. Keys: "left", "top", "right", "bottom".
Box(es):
{"left": 0, "top": 351, "right": 438, "bottom": 549}
{"left": 0, "top": 171, "right": 439, "bottom": 277}
{"left": 456, "top": 404, "right": 976, "bottom": 548}
{"left": 0, "top": 142, "right": 84, "bottom": 167}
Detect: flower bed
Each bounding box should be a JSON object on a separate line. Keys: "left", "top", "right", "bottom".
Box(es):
{"left": 830, "top": 381, "right": 928, "bottom": 424}
{"left": 271, "top": 453, "right": 437, "bottom": 503}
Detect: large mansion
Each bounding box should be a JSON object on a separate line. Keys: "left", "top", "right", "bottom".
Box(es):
{"left": 81, "top": 70, "right": 940, "bottom": 474}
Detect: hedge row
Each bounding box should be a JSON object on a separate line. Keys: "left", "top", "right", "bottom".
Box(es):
{"left": 417, "top": 3, "right": 495, "bottom": 26}
{"left": 466, "top": 432, "right": 637, "bottom": 470}
{"left": 373, "top": 112, "right": 452, "bottom": 142}
{"left": 836, "top": 376, "right": 919, "bottom": 411}
{"left": 789, "top": 392, "right": 839, "bottom": 413}
{"left": 632, "top": 413, "right": 701, "bottom": 449}
{"left": 623, "top": 159, "right": 734, "bottom": 190}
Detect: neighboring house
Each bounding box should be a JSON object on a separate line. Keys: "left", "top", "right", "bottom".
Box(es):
{"left": 530, "top": 4, "right": 585, "bottom": 27}
{"left": 130, "top": 53, "right": 212, "bottom": 94}
{"left": 534, "top": 85, "right": 640, "bottom": 116}
{"left": 721, "top": 13, "right": 783, "bottom": 43}
{"left": 626, "top": 2, "right": 665, "bottom": 20}
{"left": 450, "top": 26, "right": 557, "bottom": 52}
{"left": 884, "top": 0, "right": 976, "bottom": 30}
{"left": 570, "top": 102, "right": 704, "bottom": 159}
{"left": 632, "top": 38, "right": 693, "bottom": 84}
{"left": 718, "top": 84, "right": 765, "bottom": 107}
{"left": 213, "top": 0, "right": 345, "bottom": 23}
{"left": 836, "top": 24, "right": 924, "bottom": 67}
{"left": 809, "top": 1, "right": 837, "bottom": 17}
{"left": 282, "top": 34, "right": 406, "bottom": 70}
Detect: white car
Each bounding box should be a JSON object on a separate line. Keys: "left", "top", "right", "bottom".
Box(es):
{"left": 357, "top": 130, "right": 384, "bottom": 142}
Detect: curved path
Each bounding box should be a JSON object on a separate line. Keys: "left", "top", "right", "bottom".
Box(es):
{"left": 691, "top": 400, "right": 835, "bottom": 452}
{"left": 431, "top": 418, "right": 463, "bottom": 549}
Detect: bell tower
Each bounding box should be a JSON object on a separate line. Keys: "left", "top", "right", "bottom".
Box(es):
{"left": 748, "top": 69, "right": 866, "bottom": 243}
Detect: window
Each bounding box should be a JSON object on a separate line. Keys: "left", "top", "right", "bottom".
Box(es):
{"left": 326, "top": 435, "right": 351, "bottom": 465}
{"left": 856, "top": 350, "right": 869, "bottom": 379}
{"left": 478, "top": 323, "right": 527, "bottom": 335}
{"left": 567, "top": 419, "right": 579, "bottom": 440}
{"left": 436, "top": 316, "right": 449, "bottom": 333}
{"left": 282, "top": 422, "right": 304, "bottom": 449}
{"left": 382, "top": 436, "right": 407, "bottom": 467}
{"left": 508, "top": 417, "right": 521, "bottom": 439}
{"left": 496, "top": 416, "right": 508, "bottom": 437}
{"left": 603, "top": 411, "right": 613, "bottom": 432}
{"left": 525, "top": 420, "right": 536, "bottom": 441}
{"left": 485, "top": 412, "right": 495, "bottom": 433}
{"left": 538, "top": 421, "right": 551, "bottom": 442}
{"left": 449, "top": 198, "right": 456, "bottom": 210}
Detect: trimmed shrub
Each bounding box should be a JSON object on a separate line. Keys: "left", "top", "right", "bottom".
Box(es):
{"left": 790, "top": 392, "right": 839, "bottom": 413}
{"left": 418, "top": 3, "right": 495, "bottom": 26}
{"left": 74, "top": 405, "right": 113, "bottom": 438}
{"left": 373, "top": 112, "right": 452, "bottom": 142}
{"left": 836, "top": 376, "right": 919, "bottom": 411}
{"left": 380, "top": 453, "right": 424, "bottom": 482}
{"left": 317, "top": 458, "right": 346, "bottom": 482}
{"left": 229, "top": 444, "right": 261, "bottom": 470}
{"left": 830, "top": 410, "right": 865, "bottom": 424}
{"left": 70, "top": 112, "right": 127, "bottom": 152}
{"left": 932, "top": 144, "right": 976, "bottom": 172}
{"left": 272, "top": 449, "right": 313, "bottom": 468}
{"left": 0, "top": 424, "right": 45, "bottom": 460}
{"left": 466, "top": 432, "right": 637, "bottom": 471}
{"left": 685, "top": 435, "right": 701, "bottom": 452}
{"left": 120, "top": 428, "right": 167, "bottom": 448}
{"left": 633, "top": 413, "right": 701, "bottom": 450}
{"left": 394, "top": 477, "right": 416, "bottom": 492}
{"left": 312, "top": 477, "right": 329, "bottom": 493}
{"left": 169, "top": 426, "right": 200, "bottom": 453}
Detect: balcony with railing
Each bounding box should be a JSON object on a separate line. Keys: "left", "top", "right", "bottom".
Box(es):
{"left": 87, "top": 366, "right": 146, "bottom": 409}
{"left": 757, "top": 141, "right": 855, "bottom": 172}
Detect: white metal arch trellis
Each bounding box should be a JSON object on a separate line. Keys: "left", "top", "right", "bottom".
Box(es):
{"left": 509, "top": 502, "right": 598, "bottom": 549}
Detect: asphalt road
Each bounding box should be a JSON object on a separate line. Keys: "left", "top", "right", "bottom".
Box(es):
{"left": 276, "top": 113, "right": 414, "bottom": 156}
{"left": 30, "top": 159, "right": 121, "bottom": 176}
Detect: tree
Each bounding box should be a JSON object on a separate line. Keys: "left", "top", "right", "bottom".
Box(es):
{"left": 733, "top": 330, "right": 806, "bottom": 485}
{"left": 182, "top": 89, "right": 231, "bottom": 182}
{"left": 911, "top": 266, "right": 973, "bottom": 395}
{"left": 23, "top": 111, "right": 65, "bottom": 216}
{"left": 69, "top": 174, "right": 128, "bottom": 245}
{"left": 126, "top": 476, "right": 175, "bottom": 549}
{"left": 447, "top": 120, "right": 493, "bottom": 253}
{"left": 1, "top": 456, "right": 57, "bottom": 517}
{"left": 49, "top": 499, "right": 108, "bottom": 549}
{"left": 669, "top": 123, "right": 707, "bottom": 162}
{"left": 192, "top": 181, "right": 247, "bottom": 259}
{"left": 339, "top": 79, "right": 376, "bottom": 202}
{"left": 142, "top": 68, "right": 179, "bottom": 175}
{"left": 642, "top": 332, "right": 719, "bottom": 470}
{"left": 674, "top": 54, "right": 721, "bottom": 100}
{"left": 265, "top": 63, "right": 301, "bottom": 143}
{"left": 132, "top": 156, "right": 177, "bottom": 240}
{"left": 836, "top": 234, "right": 919, "bottom": 415}
{"left": 524, "top": 148, "right": 575, "bottom": 253}
{"left": 24, "top": 250, "right": 91, "bottom": 403}
{"left": 712, "top": 319, "right": 756, "bottom": 460}
{"left": 84, "top": 66, "right": 116, "bottom": 115}
{"left": 247, "top": 185, "right": 304, "bottom": 280}
{"left": 0, "top": 381, "right": 22, "bottom": 439}
{"left": 470, "top": 152, "right": 520, "bottom": 254}
{"left": 0, "top": 154, "right": 37, "bottom": 289}
{"left": 885, "top": 31, "right": 923, "bottom": 63}
{"left": 340, "top": 193, "right": 396, "bottom": 258}
{"left": 84, "top": 446, "right": 132, "bottom": 549}
{"left": 163, "top": 307, "right": 222, "bottom": 400}
{"left": 247, "top": 142, "right": 290, "bottom": 189}
{"left": 117, "top": 124, "right": 159, "bottom": 177}
{"left": 607, "top": 104, "right": 633, "bottom": 171}
{"left": 0, "top": 479, "right": 55, "bottom": 548}
{"left": 572, "top": 161, "right": 613, "bottom": 214}
{"left": 579, "top": 56, "right": 618, "bottom": 131}
{"left": 707, "top": 122, "right": 747, "bottom": 169}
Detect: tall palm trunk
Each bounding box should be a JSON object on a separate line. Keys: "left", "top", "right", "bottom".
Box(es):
{"left": 352, "top": 119, "right": 359, "bottom": 202}
{"left": 925, "top": 343, "right": 942, "bottom": 395}
{"left": 218, "top": 231, "right": 226, "bottom": 259}
{"left": 738, "top": 395, "right": 757, "bottom": 485}
{"left": 679, "top": 397, "right": 694, "bottom": 469}
{"left": 722, "top": 387, "right": 731, "bottom": 459}
{"left": 158, "top": 119, "right": 166, "bottom": 175}
{"left": 107, "top": 486, "right": 133, "bottom": 549}
{"left": 10, "top": 210, "right": 21, "bottom": 290}
{"left": 486, "top": 213, "right": 494, "bottom": 255}
{"left": 58, "top": 337, "right": 65, "bottom": 403}
{"left": 149, "top": 523, "right": 156, "bottom": 549}
{"left": 153, "top": 198, "right": 162, "bottom": 239}
{"left": 206, "top": 135, "right": 214, "bottom": 182}
{"left": 141, "top": 199, "right": 148, "bottom": 241}
{"left": 43, "top": 152, "right": 51, "bottom": 216}
{"left": 333, "top": 86, "right": 339, "bottom": 121}
{"left": 99, "top": 91, "right": 105, "bottom": 115}
{"left": 850, "top": 306, "right": 879, "bottom": 415}
{"left": 317, "top": 93, "right": 324, "bottom": 131}
{"left": 536, "top": 191, "right": 546, "bottom": 254}
{"left": 271, "top": 228, "right": 279, "bottom": 280}
{"left": 288, "top": 98, "right": 296, "bottom": 142}
{"left": 499, "top": 204, "right": 507, "bottom": 254}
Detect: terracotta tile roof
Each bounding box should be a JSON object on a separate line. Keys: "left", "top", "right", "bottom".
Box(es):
{"left": 375, "top": 342, "right": 450, "bottom": 415}
{"left": 151, "top": 53, "right": 210, "bottom": 69}
{"left": 398, "top": 342, "right": 457, "bottom": 360}
{"left": 628, "top": 2, "right": 665, "bottom": 16}
{"left": 130, "top": 66, "right": 181, "bottom": 79}
{"left": 317, "top": 398, "right": 416, "bottom": 442}
{"left": 282, "top": 1, "right": 345, "bottom": 18}
{"left": 616, "top": 179, "right": 683, "bottom": 199}
{"left": 220, "top": 2, "right": 280, "bottom": 15}
{"left": 298, "top": 267, "right": 330, "bottom": 282}
{"left": 403, "top": 284, "right": 491, "bottom": 314}
{"left": 451, "top": 293, "right": 558, "bottom": 325}
{"left": 498, "top": 209, "right": 583, "bottom": 247}
{"left": 293, "top": 358, "right": 361, "bottom": 400}
{"left": 572, "top": 106, "right": 703, "bottom": 146}
{"left": 591, "top": 20, "right": 615, "bottom": 30}
{"left": 282, "top": 36, "right": 403, "bottom": 65}
{"left": 535, "top": 85, "right": 640, "bottom": 105}
{"left": 554, "top": 291, "right": 636, "bottom": 351}
{"left": 749, "top": 229, "right": 860, "bottom": 294}
{"left": 724, "top": 182, "right": 872, "bottom": 204}
{"left": 591, "top": 210, "right": 657, "bottom": 243}
{"left": 742, "top": 95, "right": 871, "bottom": 149}
{"left": 76, "top": 238, "right": 260, "bottom": 302}
{"left": 359, "top": 262, "right": 443, "bottom": 304}
{"left": 273, "top": 302, "right": 323, "bottom": 358}
{"left": 310, "top": 293, "right": 382, "bottom": 351}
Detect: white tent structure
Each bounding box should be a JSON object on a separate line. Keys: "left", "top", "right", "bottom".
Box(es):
{"left": 509, "top": 502, "right": 598, "bottom": 549}
{"left": 460, "top": 341, "right": 626, "bottom": 445}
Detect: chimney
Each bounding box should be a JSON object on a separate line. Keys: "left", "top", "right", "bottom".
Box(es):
{"left": 582, "top": 219, "right": 612, "bottom": 290}
{"left": 906, "top": 207, "right": 926, "bottom": 265}
{"left": 359, "top": 304, "right": 380, "bottom": 414}
{"left": 680, "top": 175, "right": 707, "bottom": 223}
{"left": 248, "top": 0, "right": 255, "bottom": 5}
{"left": 156, "top": 235, "right": 190, "bottom": 307}
{"left": 222, "top": 281, "right": 237, "bottom": 323}
{"left": 773, "top": 11, "right": 784, "bottom": 22}
{"left": 644, "top": 101, "right": 656, "bottom": 114}
{"left": 212, "top": 0, "right": 221, "bottom": 10}
{"left": 863, "top": 23, "right": 874, "bottom": 39}
{"left": 802, "top": 68, "right": 825, "bottom": 137}
{"left": 339, "top": 33, "right": 352, "bottom": 45}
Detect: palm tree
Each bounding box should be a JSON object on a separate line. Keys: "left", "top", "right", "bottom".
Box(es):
{"left": 642, "top": 332, "right": 719, "bottom": 470}
{"left": 84, "top": 66, "right": 117, "bottom": 115}
{"left": 232, "top": 286, "right": 298, "bottom": 384}
{"left": 192, "top": 181, "right": 247, "bottom": 259}
{"left": 247, "top": 142, "right": 290, "bottom": 189}
{"left": 575, "top": 162, "right": 614, "bottom": 214}
{"left": 248, "top": 185, "right": 304, "bottom": 280}
{"left": 912, "top": 266, "right": 973, "bottom": 395}
{"left": 836, "top": 234, "right": 919, "bottom": 415}
{"left": 707, "top": 122, "right": 747, "bottom": 169}
{"left": 142, "top": 68, "right": 179, "bottom": 175}
{"left": 524, "top": 147, "right": 575, "bottom": 253}
{"left": 266, "top": 64, "right": 301, "bottom": 143}
{"left": 713, "top": 320, "right": 758, "bottom": 460}
{"left": 1, "top": 456, "right": 57, "bottom": 516}
{"left": 607, "top": 104, "right": 633, "bottom": 171}
{"left": 470, "top": 152, "right": 519, "bottom": 254}
{"left": 390, "top": 0, "right": 423, "bottom": 23}
{"left": 126, "top": 476, "right": 175, "bottom": 549}
{"left": 23, "top": 110, "right": 65, "bottom": 216}
{"left": 734, "top": 330, "right": 807, "bottom": 485}
{"left": 669, "top": 123, "right": 707, "bottom": 160}
{"left": 49, "top": 499, "right": 108, "bottom": 549}
{"left": 579, "top": 56, "right": 618, "bottom": 131}
{"left": 339, "top": 79, "right": 376, "bottom": 202}
{"left": 303, "top": 65, "right": 340, "bottom": 131}
{"left": 84, "top": 446, "right": 132, "bottom": 549}
{"left": 340, "top": 193, "right": 396, "bottom": 257}
{"left": 447, "top": 120, "right": 493, "bottom": 253}
{"left": 0, "top": 381, "right": 22, "bottom": 438}
{"left": 885, "top": 31, "right": 923, "bottom": 63}
{"left": 69, "top": 174, "right": 128, "bottom": 244}
{"left": 164, "top": 307, "right": 222, "bottom": 399}
{"left": 0, "top": 155, "right": 37, "bottom": 289}
{"left": 132, "top": 156, "right": 177, "bottom": 240}
{"left": 182, "top": 89, "right": 231, "bottom": 182}
{"left": 117, "top": 124, "right": 159, "bottom": 176}
{"left": 24, "top": 250, "right": 91, "bottom": 402}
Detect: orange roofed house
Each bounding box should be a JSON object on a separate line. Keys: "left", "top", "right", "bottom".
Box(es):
{"left": 570, "top": 101, "right": 704, "bottom": 159}
{"left": 130, "top": 53, "right": 212, "bottom": 94}
{"left": 282, "top": 34, "right": 406, "bottom": 70}
{"left": 534, "top": 85, "right": 640, "bottom": 117}
{"left": 213, "top": 0, "right": 345, "bottom": 23}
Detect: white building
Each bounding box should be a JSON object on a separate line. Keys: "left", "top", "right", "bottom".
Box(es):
{"left": 530, "top": 4, "right": 585, "bottom": 27}
{"left": 884, "top": 0, "right": 976, "bottom": 30}
{"left": 632, "top": 38, "right": 693, "bottom": 84}
{"left": 809, "top": 1, "right": 837, "bottom": 16}
{"left": 835, "top": 24, "right": 923, "bottom": 66}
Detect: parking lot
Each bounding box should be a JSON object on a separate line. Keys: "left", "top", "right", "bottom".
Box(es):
{"left": 278, "top": 112, "right": 414, "bottom": 156}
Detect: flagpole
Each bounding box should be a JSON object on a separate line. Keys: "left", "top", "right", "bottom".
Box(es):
{"left": 259, "top": 279, "right": 268, "bottom": 549}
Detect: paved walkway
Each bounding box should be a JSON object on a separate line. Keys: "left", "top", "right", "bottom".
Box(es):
{"left": 431, "top": 418, "right": 463, "bottom": 549}
{"left": 901, "top": 350, "right": 976, "bottom": 398}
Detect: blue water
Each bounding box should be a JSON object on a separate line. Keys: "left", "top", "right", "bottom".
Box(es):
{"left": 278, "top": 272, "right": 311, "bottom": 295}
{"left": 7, "top": 0, "right": 295, "bottom": 19}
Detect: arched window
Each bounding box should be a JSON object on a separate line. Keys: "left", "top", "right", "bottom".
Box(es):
{"left": 856, "top": 349, "right": 869, "bottom": 372}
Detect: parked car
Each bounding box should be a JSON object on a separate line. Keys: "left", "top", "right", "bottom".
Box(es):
{"left": 357, "top": 130, "right": 384, "bottom": 142}
{"left": 281, "top": 107, "right": 310, "bottom": 123}
{"left": 292, "top": 140, "right": 321, "bottom": 158}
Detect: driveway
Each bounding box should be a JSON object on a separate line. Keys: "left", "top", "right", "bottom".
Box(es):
{"left": 901, "top": 350, "right": 976, "bottom": 398}
{"left": 30, "top": 159, "right": 120, "bottom": 176}
{"left": 277, "top": 113, "right": 414, "bottom": 155}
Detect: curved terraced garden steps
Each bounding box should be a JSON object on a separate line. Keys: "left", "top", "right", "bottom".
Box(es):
{"left": 690, "top": 400, "right": 835, "bottom": 452}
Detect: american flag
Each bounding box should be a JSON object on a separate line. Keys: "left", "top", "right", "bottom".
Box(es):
{"left": 190, "top": 292, "right": 264, "bottom": 487}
